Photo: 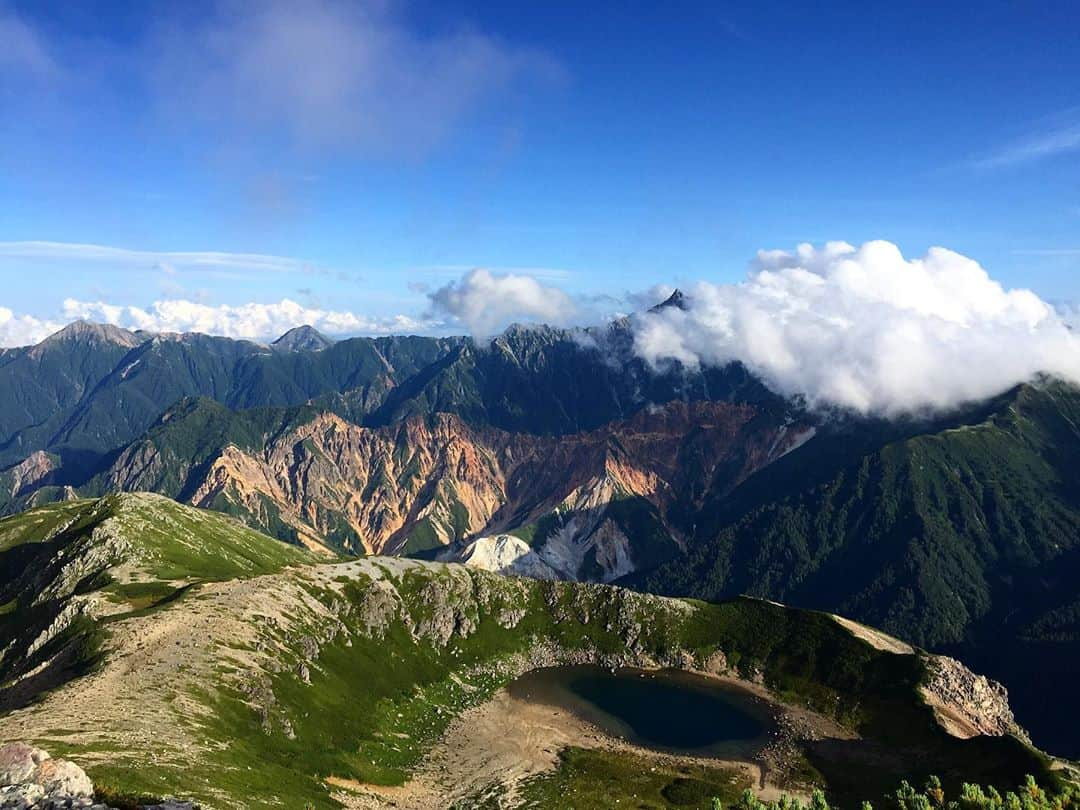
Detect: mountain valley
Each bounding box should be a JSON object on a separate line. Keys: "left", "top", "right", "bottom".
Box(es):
{"left": 1, "top": 319, "right": 1079, "bottom": 777}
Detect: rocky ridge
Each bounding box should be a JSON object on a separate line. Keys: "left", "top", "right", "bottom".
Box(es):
{"left": 92, "top": 400, "right": 811, "bottom": 577}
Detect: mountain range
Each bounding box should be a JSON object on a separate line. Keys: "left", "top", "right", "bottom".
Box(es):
{"left": 1, "top": 313, "right": 1078, "bottom": 758}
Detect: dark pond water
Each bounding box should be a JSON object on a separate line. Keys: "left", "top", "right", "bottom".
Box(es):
{"left": 507, "top": 666, "right": 776, "bottom": 757}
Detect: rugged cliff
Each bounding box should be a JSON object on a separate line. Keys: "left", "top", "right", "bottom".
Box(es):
{"left": 84, "top": 399, "right": 811, "bottom": 578}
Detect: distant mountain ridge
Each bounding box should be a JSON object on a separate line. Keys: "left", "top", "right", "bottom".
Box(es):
{"left": 0, "top": 318, "right": 772, "bottom": 471}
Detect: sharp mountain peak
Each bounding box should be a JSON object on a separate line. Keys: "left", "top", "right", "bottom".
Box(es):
{"left": 271, "top": 324, "right": 335, "bottom": 352}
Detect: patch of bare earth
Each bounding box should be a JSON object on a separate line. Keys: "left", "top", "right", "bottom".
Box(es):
{"left": 830, "top": 615, "right": 914, "bottom": 655}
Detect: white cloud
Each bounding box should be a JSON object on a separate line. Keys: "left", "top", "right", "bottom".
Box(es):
{"left": 632, "top": 240, "right": 1080, "bottom": 416}
{"left": 0, "top": 307, "right": 64, "bottom": 348}
{"left": 151, "top": 0, "right": 557, "bottom": 154}
{"left": 0, "top": 298, "right": 437, "bottom": 348}
{"left": 0, "top": 241, "right": 320, "bottom": 274}
{"left": 60, "top": 298, "right": 434, "bottom": 342}
{"left": 427, "top": 268, "right": 580, "bottom": 336}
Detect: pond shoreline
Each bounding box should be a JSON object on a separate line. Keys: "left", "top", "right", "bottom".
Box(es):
{"left": 505, "top": 665, "right": 779, "bottom": 759}
{"left": 333, "top": 665, "right": 855, "bottom": 809}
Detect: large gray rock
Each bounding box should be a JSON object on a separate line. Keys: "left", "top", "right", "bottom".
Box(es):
{"left": 32, "top": 758, "right": 93, "bottom": 798}
{"left": 0, "top": 742, "right": 197, "bottom": 809}
{"left": 0, "top": 743, "right": 49, "bottom": 786}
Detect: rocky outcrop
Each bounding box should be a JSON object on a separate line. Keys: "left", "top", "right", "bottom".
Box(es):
{"left": 97, "top": 400, "right": 810, "bottom": 578}
{"left": 0, "top": 742, "right": 196, "bottom": 809}
{"left": 1, "top": 741, "right": 94, "bottom": 809}
{"left": 438, "top": 535, "right": 560, "bottom": 580}
{"left": 920, "top": 654, "right": 1028, "bottom": 741}
{"left": 4, "top": 453, "right": 58, "bottom": 499}
{"left": 270, "top": 325, "right": 334, "bottom": 352}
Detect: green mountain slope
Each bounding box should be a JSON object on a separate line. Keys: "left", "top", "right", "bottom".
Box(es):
{"left": 633, "top": 379, "right": 1080, "bottom": 755}
{"left": 0, "top": 318, "right": 781, "bottom": 475}
{"left": 0, "top": 493, "right": 320, "bottom": 712}
{"left": 0, "top": 496, "right": 1054, "bottom": 809}
{"left": 0, "top": 325, "right": 462, "bottom": 470}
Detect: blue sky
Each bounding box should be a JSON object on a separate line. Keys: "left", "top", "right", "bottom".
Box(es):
{"left": 1, "top": 0, "right": 1079, "bottom": 344}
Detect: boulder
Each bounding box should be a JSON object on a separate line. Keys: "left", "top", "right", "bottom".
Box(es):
{"left": 33, "top": 757, "right": 94, "bottom": 798}
{"left": 0, "top": 742, "right": 49, "bottom": 786}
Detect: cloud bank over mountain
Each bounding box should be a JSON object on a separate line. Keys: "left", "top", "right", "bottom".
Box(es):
{"left": 0, "top": 299, "right": 432, "bottom": 348}
{"left": 427, "top": 268, "right": 581, "bottom": 335}
{"left": 4, "top": 239, "right": 1079, "bottom": 418}
{"left": 633, "top": 240, "right": 1080, "bottom": 415}
{"left": 0, "top": 307, "right": 63, "bottom": 349}
{"left": 66, "top": 298, "right": 433, "bottom": 342}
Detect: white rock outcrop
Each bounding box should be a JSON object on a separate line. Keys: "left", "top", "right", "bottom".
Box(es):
{"left": 441, "top": 534, "right": 561, "bottom": 580}
{"left": 0, "top": 742, "right": 195, "bottom": 810}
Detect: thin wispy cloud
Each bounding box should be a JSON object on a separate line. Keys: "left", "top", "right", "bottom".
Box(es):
{"left": 0, "top": 5, "right": 58, "bottom": 81}
{"left": 1011, "top": 248, "right": 1080, "bottom": 257}
{"left": 149, "top": 0, "right": 560, "bottom": 156}
{"left": 971, "top": 116, "right": 1080, "bottom": 169}
{"left": 412, "top": 264, "right": 574, "bottom": 282}
{"left": 3, "top": 1, "right": 558, "bottom": 161}
{"left": 0, "top": 241, "right": 324, "bottom": 275}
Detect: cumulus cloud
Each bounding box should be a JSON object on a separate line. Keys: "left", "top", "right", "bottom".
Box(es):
{"left": 427, "top": 269, "right": 580, "bottom": 336}
{"left": 0, "top": 307, "right": 64, "bottom": 348}
{"left": 632, "top": 240, "right": 1080, "bottom": 416}
{"left": 61, "top": 298, "right": 433, "bottom": 342}
{"left": 151, "top": 0, "right": 557, "bottom": 154}
{"left": 0, "top": 298, "right": 437, "bottom": 348}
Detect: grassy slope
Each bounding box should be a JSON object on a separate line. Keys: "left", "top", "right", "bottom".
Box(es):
{"left": 0, "top": 492, "right": 318, "bottom": 581}
{"left": 0, "top": 494, "right": 319, "bottom": 711}
{"left": 0, "top": 496, "right": 1058, "bottom": 809}
{"left": 637, "top": 381, "right": 1080, "bottom": 648}
{"left": 518, "top": 748, "right": 750, "bottom": 809}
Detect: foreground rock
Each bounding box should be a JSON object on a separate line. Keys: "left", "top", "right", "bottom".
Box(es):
{"left": 921, "top": 656, "right": 1028, "bottom": 741}
{"left": 0, "top": 743, "right": 194, "bottom": 810}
